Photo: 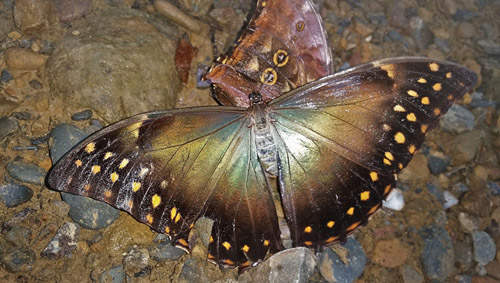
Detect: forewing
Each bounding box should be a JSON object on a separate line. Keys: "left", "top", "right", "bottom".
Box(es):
{"left": 206, "top": 0, "right": 332, "bottom": 107}
{"left": 269, "top": 57, "right": 477, "bottom": 248}
{"left": 47, "top": 107, "right": 282, "bottom": 270}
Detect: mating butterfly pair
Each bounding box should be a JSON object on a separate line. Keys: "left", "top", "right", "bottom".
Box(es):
{"left": 48, "top": 0, "right": 477, "bottom": 272}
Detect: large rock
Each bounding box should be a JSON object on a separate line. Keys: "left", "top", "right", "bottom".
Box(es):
{"left": 46, "top": 9, "right": 181, "bottom": 121}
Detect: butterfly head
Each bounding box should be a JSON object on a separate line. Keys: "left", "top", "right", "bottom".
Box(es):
{"left": 248, "top": 92, "right": 264, "bottom": 105}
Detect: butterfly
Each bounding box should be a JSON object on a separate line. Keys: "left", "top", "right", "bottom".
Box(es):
{"left": 206, "top": 0, "right": 333, "bottom": 107}
{"left": 48, "top": 56, "right": 477, "bottom": 271}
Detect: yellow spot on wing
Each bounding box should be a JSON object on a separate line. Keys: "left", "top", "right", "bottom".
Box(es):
{"left": 385, "top": 152, "right": 394, "bottom": 161}
{"left": 347, "top": 207, "right": 355, "bottom": 215}
{"left": 261, "top": 68, "right": 277, "bottom": 85}
{"left": 421, "top": 124, "right": 428, "bottom": 133}
{"left": 304, "top": 226, "right": 312, "bottom": 233}
{"left": 242, "top": 245, "right": 250, "bottom": 252}
{"left": 409, "top": 144, "right": 416, "bottom": 154}
{"left": 273, "top": 49, "right": 289, "bottom": 67}
{"left": 139, "top": 167, "right": 150, "bottom": 177}
{"left": 326, "top": 236, "right": 339, "bottom": 243}
{"left": 170, "top": 207, "right": 177, "bottom": 220}
{"left": 360, "top": 191, "right": 370, "bottom": 201}
{"left": 91, "top": 165, "right": 101, "bottom": 174}
{"left": 394, "top": 132, "right": 406, "bottom": 144}
{"left": 407, "top": 90, "right": 419, "bottom": 97}
{"left": 119, "top": 158, "right": 129, "bottom": 169}
{"left": 210, "top": 236, "right": 214, "bottom": 243}
{"left": 75, "top": 160, "right": 82, "bottom": 167}
{"left": 434, "top": 108, "right": 441, "bottom": 116}
{"left": 132, "top": 182, "right": 141, "bottom": 192}
{"left": 165, "top": 226, "right": 170, "bottom": 234}
{"left": 380, "top": 64, "right": 395, "bottom": 79}
{"left": 152, "top": 194, "right": 161, "bottom": 208}
{"left": 346, "top": 221, "right": 361, "bottom": 231}
{"left": 406, "top": 113, "right": 417, "bottom": 122}
{"left": 84, "top": 184, "right": 91, "bottom": 191}
{"left": 146, "top": 214, "right": 153, "bottom": 224}
{"left": 104, "top": 152, "right": 114, "bottom": 160}
{"left": 429, "top": 62, "right": 439, "bottom": 72}
{"left": 177, "top": 238, "right": 188, "bottom": 247}
{"left": 304, "top": 241, "right": 313, "bottom": 246}
{"left": 110, "top": 172, "right": 119, "bottom": 183}
{"left": 85, "top": 142, "right": 95, "bottom": 153}
{"left": 368, "top": 204, "right": 380, "bottom": 214}
{"left": 383, "top": 158, "right": 392, "bottom": 165}
{"left": 384, "top": 185, "right": 392, "bottom": 194}
{"left": 327, "top": 221, "right": 335, "bottom": 228}
{"left": 433, "top": 83, "right": 442, "bottom": 91}
{"left": 417, "top": 78, "right": 427, "bottom": 84}
{"left": 104, "top": 190, "right": 112, "bottom": 198}
{"left": 446, "top": 72, "right": 452, "bottom": 78}
{"left": 370, "top": 171, "right": 379, "bottom": 182}
{"left": 222, "top": 241, "right": 231, "bottom": 250}
{"left": 263, "top": 240, "right": 269, "bottom": 246}
{"left": 393, "top": 105, "right": 406, "bottom": 112}
{"left": 421, "top": 97, "right": 430, "bottom": 105}
{"left": 175, "top": 213, "right": 181, "bottom": 223}
{"left": 223, "top": 259, "right": 235, "bottom": 266}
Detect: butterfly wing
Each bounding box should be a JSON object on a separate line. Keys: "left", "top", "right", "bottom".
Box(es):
{"left": 268, "top": 57, "right": 477, "bottom": 248}
{"left": 47, "top": 108, "right": 283, "bottom": 270}
{"left": 206, "top": 0, "right": 332, "bottom": 107}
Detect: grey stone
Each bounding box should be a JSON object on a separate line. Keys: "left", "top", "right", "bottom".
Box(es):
{"left": 427, "top": 151, "right": 450, "bottom": 175}
{"left": 177, "top": 259, "right": 209, "bottom": 283}
{"left": 4, "top": 225, "right": 32, "bottom": 248}
{"left": 100, "top": 265, "right": 125, "bottom": 283}
{"left": 0, "top": 116, "right": 19, "bottom": 141}
{"left": 442, "top": 191, "right": 458, "bottom": 209}
{"left": 477, "top": 39, "right": 500, "bottom": 55}
{"left": 61, "top": 192, "right": 119, "bottom": 230}
{"left": 46, "top": 9, "right": 181, "bottom": 122}
{"left": 5, "top": 161, "right": 47, "bottom": 185}
{"left": 54, "top": 0, "right": 93, "bottom": 22}
{"left": 122, "top": 246, "right": 150, "bottom": 274}
{"left": 410, "top": 16, "right": 434, "bottom": 51}
{"left": 41, "top": 222, "right": 79, "bottom": 259}
{"left": 400, "top": 265, "right": 424, "bottom": 283}
{"left": 239, "top": 247, "right": 316, "bottom": 283}
{"left": 318, "top": 237, "right": 367, "bottom": 283}
{"left": 452, "top": 183, "right": 469, "bottom": 196}
{"left": 49, "top": 123, "right": 88, "bottom": 163}
{"left": 1, "top": 69, "right": 13, "bottom": 82}
{"left": 0, "top": 247, "right": 36, "bottom": 273}
{"left": 472, "top": 231, "right": 496, "bottom": 265}
{"left": 487, "top": 182, "right": 500, "bottom": 196}
{"left": 446, "top": 130, "right": 484, "bottom": 164}
{"left": 71, "top": 109, "right": 93, "bottom": 121}
{"left": 148, "top": 235, "right": 185, "bottom": 262}
{"left": 440, "top": 104, "right": 474, "bottom": 134}
{"left": 0, "top": 184, "right": 33, "bottom": 207}
{"left": 419, "top": 226, "right": 455, "bottom": 282}
{"left": 454, "top": 241, "right": 473, "bottom": 272}
{"left": 426, "top": 183, "right": 444, "bottom": 205}
{"left": 458, "top": 212, "right": 480, "bottom": 233}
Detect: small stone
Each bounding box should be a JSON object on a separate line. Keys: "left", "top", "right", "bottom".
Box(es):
{"left": 5, "top": 161, "right": 47, "bottom": 185}
{"left": 41, "top": 222, "right": 79, "bottom": 259}
{"left": 40, "top": 40, "right": 56, "bottom": 55}
{"left": 318, "top": 238, "right": 366, "bottom": 283}
{"left": 148, "top": 235, "right": 185, "bottom": 262}
{"left": 100, "top": 265, "right": 125, "bottom": 283}
{"left": 61, "top": 192, "right": 119, "bottom": 230}
{"left": 194, "top": 217, "right": 213, "bottom": 248}
{"left": 4, "top": 48, "right": 48, "bottom": 70}
{"left": 427, "top": 150, "right": 450, "bottom": 174}
{"left": 410, "top": 16, "right": 434, "bottom": 51}
{"left": 477, "top": 39, "right": 500, "bottom": 55}
{"left": 434, "top": 38, "right": 451, "bottom": 53}
{"left": 454, "top": 241, "right": 473, "bottom": 272}
{"left": 447, "top": 130, "right": 484, "bottom": 164}
{"left": 71, "top": 109, "right": 93, "bottom": 121}
{"left": 426, "top": 183, "right": 444, "bottom": 205}
{"left": 440, "top": 104, "right": 475, "bottom": 134}
{"left": 29, "top": 80, "right": 43, "bottom": 89}
{"left": 373, "top": 238, "right": 407, "bottom": 268}
{"left": 239, "top": 247, "right": 316, "bottom": 283}
{"left": 456, "top": 274, "right": 472, "bottom": 283}
{"left": 456, "top": 22, "right": 476, "bottom": 39}
{"left": 419, "top": 226, "right": 455, "bottom": 282}
{"left": 458, "top": 212, "right": 480, "bottom": 233}
{"left": 0, "top": 247, "right": 36, "bottom": 273}
{"left": 122, "top": 246, "right": 150, "bottom": 274}
{"left": 399, "top": 265, "right": 424, "bottom": 283}
{"left": 13, "top": 0, "right": 57, "bottom": 35}
{"left": 485, "top": 260, "right": 500, "bottom": 279}
{"left": 487, "top": 182, "right": 500, "bottom": 196}
{"left": 492, "top": 207, "right": 500, "bottom": 225}
{"left": 452, "top": 183, "right": 469, "bottom": 196}
{"left": 443, "top": 191, "right": 458, "bottom": 209}
{"left": 0, "top": 184, "right": 33, "bottom": 207}
{"left": 387, "top": 29, "right": 403, "bottom": 41}
{"left": 177, "top": 259, "right": 209, "bottom": 283}
{"left": 49, "top": 123, "right": 88, "bottom": 163}
{"left": 461, "top": 189, "right": 491, "bottom": 217}
{"left": 382, "top": 188, "right": 405, "bottom": 211}
{"left": 1, "top": 69, "right": 13, "bottom": 83}
{"left": 54, "top": 0, "right": 93, "bottom": 22}
{"left": 398, "top": 153, "right": 430, "bottom": 183}
{"left": 0, "top": 116, "right": 19, "bottom": 141}
{"left": 470, "top": 92, "right": 496, "bottom": 108}
{"left": 4, "top": 225, "right": 32, "bottom": 247}
{"left": 452, "top": 9, "right": 478, "bottom": 21}
{"left": 472, "top": 231, "right": 496, "bottom": 265}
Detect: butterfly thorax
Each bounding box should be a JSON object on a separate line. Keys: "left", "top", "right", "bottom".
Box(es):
{"left": 250, "top": 93, "right": 278, "bottom": 176}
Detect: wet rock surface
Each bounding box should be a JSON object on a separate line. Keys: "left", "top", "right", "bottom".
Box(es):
{"left": 0, "top": 0, "right": 498, "bottom": 281}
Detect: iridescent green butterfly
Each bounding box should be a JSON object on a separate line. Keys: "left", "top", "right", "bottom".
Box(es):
{"left": 48, "top": 57, "right": 476, "bottom": 271}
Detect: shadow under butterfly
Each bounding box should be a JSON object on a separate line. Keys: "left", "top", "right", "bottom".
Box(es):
{"left": 47, "top": 0, "right": 478, "bottom": 274}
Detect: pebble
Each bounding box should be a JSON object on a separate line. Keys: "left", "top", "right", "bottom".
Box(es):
{"left": 443, "top": 191, "right": 458, "bottom": 209}
{"left": 456, "top": 274, "right": 472, "bottom": 283}
{"left": 426, "top": 183, "right": 444, "bottom": 205}
{"left": 5, "top": 161, "right": 47, "bottom": 185}
{"left": 1, "top": 247, "right": 36, "bottom": 273}
{"left": 434, "top": 37, "right": 451, "bottom": 53}
{"left": 454, "top": 241, "right": 473, "bottom": 272}
{"left": 61, "top": 192, "right": 119, "bottom": 230}
{"left": 399, "top": 265, "right": 424, "bottom": 283}
{"left": 318, "top": 238, "right": 366, "bottom": 283}
{"left": 0, "top": 116, "right": 19, "bottom": 141}
{"left": 472, "top": 231, "right": 496, "bottom": 265}
{"left": 452, "top": 183, "right": 469, "bottom": 196}
{"left": 29, "top": 79, "right": 43, "bottom": 89}
{"left": 486, "top": 182, "right": 500, "bottom": 196}
{"left": 373, "top": 238, "right": 407, "bottom": 268}
{"left": 12, "top": 0, "right": 57, "bottom": 35}
{"left": 71, "top": 109, "right": 93, "bottom": 121}
{"left": 1, "top": 69, "right": 13, "bottom": 83}
{"left": 4, "top": 48, "right": 48, "bottom": 70}
{"left": 239, "top": 247, "right": 315, "bottom": 283}
{"left": 427, "top": 151, "right": 450, "bottom": 175}
{"left": 458, "top": 212, "right": 480, "bottom": 233}
{"left": 0, "top": 184, "right": 33, "bottom": 207}
{"left": 49, "top": 123, "right": 88, "bottom": 163}
{"left": 461, "top": 189, "right": 491, "bottom": 217}
{"left": 54, "top": 0, "right": 93, "bottom": 22}
{"left": 419, "top": 226, "right": 455, "bottom": 282}
{"left": 40, "top": 40, "right": 56, "bottom": 55}
{"left": 4, "top": 225, "right": 32, "bottom": 247}
{"left": 41, "top": 222, "right": 79, "bottom": 259}
{"left": 446, "top": 130, "right": 484, "bottom": 164}
{"left": 410, "top": 16, "right": 434, "bottom": 51}
{"left": 440, "top": 104, "right": 475, "bottom": 134}
{"left": 177, "top": 259, "right": 209, "bottom": 283}
{"left": 148, "top": 235, "right": 185, "bottom": 262}
{"left": 382, "top": 188, "right": 405, "bottom": 211}
{"left": 122, "top": 246, "right": 150, "bottom": 274}
{"left": 99, "top": 265, "right": 125, "bottom": 283}
{"left": 456, "top": 22, "right": 476, "bottom": 38}
{"left": 477, "top": 40, "right": 500, "bottom": 55}
{"left": 470, "top": 92, "right": 496, "bottom": 108}
{"left": 452, "top": 9, "right": 478, "bottom": 21}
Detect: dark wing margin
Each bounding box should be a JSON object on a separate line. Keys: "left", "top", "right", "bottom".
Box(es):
{"left": 270, "top": 57, "right": 477, "bottom": 248}
{"left": 47, "top": 107, "right": 283, "bottom": 271}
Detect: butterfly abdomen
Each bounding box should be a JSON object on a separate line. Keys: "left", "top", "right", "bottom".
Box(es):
{"left": 251, "top": 103, "right": 278, "bottom": 175}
